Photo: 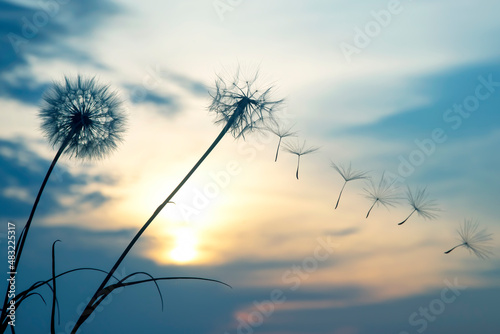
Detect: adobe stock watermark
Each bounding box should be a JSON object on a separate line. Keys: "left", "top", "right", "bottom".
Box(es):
{"left": 224, "top": 235, "right": 337, "bottom": 334}
{"left": 339, "top": 0, "right": 412, "bottom": 63}
{"left": 385, "top": 74, "right": 500, "bottom": 187}
{"left": 399, "top": 277, "right": 467, "bottom": 334}
{"left": 212, "top": 0, "right": 245, "bottom": 21}
{"left": 7, "top": 0, "right": 72, "bottom": 54}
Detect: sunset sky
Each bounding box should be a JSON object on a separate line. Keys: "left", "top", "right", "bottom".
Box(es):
{"left": 1, "top": 0, "right": 500, "bottom": 333}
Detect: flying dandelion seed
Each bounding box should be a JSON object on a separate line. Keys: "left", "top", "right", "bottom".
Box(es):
{"left": 331, "top": 161, "right": 368, "bottom": 209}
{"left": 1, "top": 75, "right": 126, "bottom": 326}
{"left": 71, "top": 69, "right": 284, "bottom": 333}
{"left": 283, "top": 139, "right": 319, "bottom": 179}
{"left": 397, "top": 186, "right": 439, "bottom": 225}
{"left": 363, "top": 172, "right": 399, "bottom": 218}
{"left": 267, "top": 123, "right": 298, "bottom": 162}
{"left": 445, "top": 220, "right": 493, "bottom": 259}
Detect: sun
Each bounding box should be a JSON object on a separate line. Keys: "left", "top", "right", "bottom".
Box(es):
{"left": 169, "top": 227, "right": 198, "bottom": 263}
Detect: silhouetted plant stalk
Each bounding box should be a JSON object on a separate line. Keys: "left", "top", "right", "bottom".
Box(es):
{"left": 0, "top": 76, "right": 125, "bottom": 331}
{"left": 71, "top": 71, "right": 283, "bottom": 333}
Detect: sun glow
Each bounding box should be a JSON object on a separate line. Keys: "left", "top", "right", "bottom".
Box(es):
{"left": 169, "top": 227, "right": 198, "bottom": 263}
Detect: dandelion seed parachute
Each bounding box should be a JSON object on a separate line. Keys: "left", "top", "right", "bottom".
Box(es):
{"left": 444, "top": 220, "right": 493, "bottom": 259}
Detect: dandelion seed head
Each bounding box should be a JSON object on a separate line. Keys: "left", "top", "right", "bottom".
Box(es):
{"left": 363, "top": 172, "right": 399, "bottom": 208}
{"left": 331, "top": 161, "right": 368, "bottom": 182}
{"left": 39, "top": 75, "right": 126, "bottom": 160}
{"left": 405, "top": 186, "right": 439, "bottom": 220}
{"left": 456, "top": 220, "right": 494, "bottom": 259}
{"left": 209, "top": 69, "right": 284, "bottom": 139}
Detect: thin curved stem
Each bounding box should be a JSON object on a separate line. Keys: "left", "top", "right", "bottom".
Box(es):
{"left": 398, "top": 209, "right": 416, "bottom": 225}
{"left": 444, "top": 244, "right": 463, "bottom": 254}
{"left": 51, "top": 240, "right": 61, "bottom": 334}
{"left": 71, "top": 106, "right": 243, "bottom": 334}
{"left": 274, "top": 137, "right": 282, "bottom": 162}
{"left": 335, "top": 182, "right": 347, "bottom": 209}
{"left": 366, "top": 200, "right": 377, "bottom": 218}
{"left": 295, "top": 155, "right": 301, "bottom": 180}
{"left": 0, "top": 133, "right": 73, "bottom": 328}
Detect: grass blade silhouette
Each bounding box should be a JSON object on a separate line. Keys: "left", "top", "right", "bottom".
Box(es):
{"left": 50, "top": 240, "right": 61, "bottom": 334}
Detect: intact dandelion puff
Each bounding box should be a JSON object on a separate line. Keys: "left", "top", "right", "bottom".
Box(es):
{"left": 39, "top": 75, "right": 126, "bottom": 159}
{"left": 1, "top": 75, "right": 126, "bottom": 327}
{"left": 283, "top": 139, "right": 319, "bottom": 179}
{"left": 331, "top": 162, "right": 368, "bottom": 209}
{"left": 397, "top": 186, "right": 439, "bottom": 225}
{"left": 363, "top": 172, "right": 399, "bottom": 218}
{"left": 445, "top": 220, "right": 493, "bottom": 259}
{"left": 267, "top": 123, "right": 298, "bottom": 162}
{"left": 71, "top": 69, "right": 284, "bottom": 333}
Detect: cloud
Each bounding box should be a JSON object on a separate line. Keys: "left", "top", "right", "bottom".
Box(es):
{"left": 0, "top": 138, "right": 110, "bottom": 222}
{"left": 339, "top": 60, "right": 500, "bottom": 142}
{"left": 0, "top": 0, "right": 121, "bottom": 103}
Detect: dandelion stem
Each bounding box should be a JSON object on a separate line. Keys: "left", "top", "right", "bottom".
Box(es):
{"left": 296, "top": 155, "right": 301, "bottom": 179}
{"left": 51, "top": 240, "right": 61, "bottom": 334}
{"left": 366, "top": 200, "right": 378, "bottom": 218}
{"left": 444, "top": 244, "right": 463, "bottom": 254}
{"left": 335, "top": 182, "right": 347, "bottom": 209}
{"left": 71, "top": 103, "right": 245, "bottom": 334}
{"left": 275, "top": 137, "right": 282, "bottom": 162}
{"left": 0, "top": 132, "right": 73, "bottom": 327}
{"left": 398, "top": 209, "right": 416, "bottom": 225}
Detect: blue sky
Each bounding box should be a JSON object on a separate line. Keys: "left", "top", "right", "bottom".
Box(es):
{"left": 1, "top": 0, "right": 500, "bottom": 333}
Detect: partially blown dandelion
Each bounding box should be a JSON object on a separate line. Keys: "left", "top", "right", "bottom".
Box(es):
{"left": 445, "top": 220, "right": 493, "bottom": 259}
{"left": 283, "top": 139, "right": 319, "bottom": 179}
{"left": 1, "top": 75, "right": 126, "bottom": 328}
{"left": 363, "top": 172, "right": 399, "bottom": 218}
{"left": 331, "top": 162, "right": 368, "bottom": 209}
{"left": 209, "top": 70, "right": 283, "bottom": 139}
{"left": 397, "top": 186, "right": 439, "bottom": 225}
{"left": 268, "top": 123, "right": 298, "bottom": 162}
{"left": 71, "top": 70, "right": 284, "bottom": 333}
